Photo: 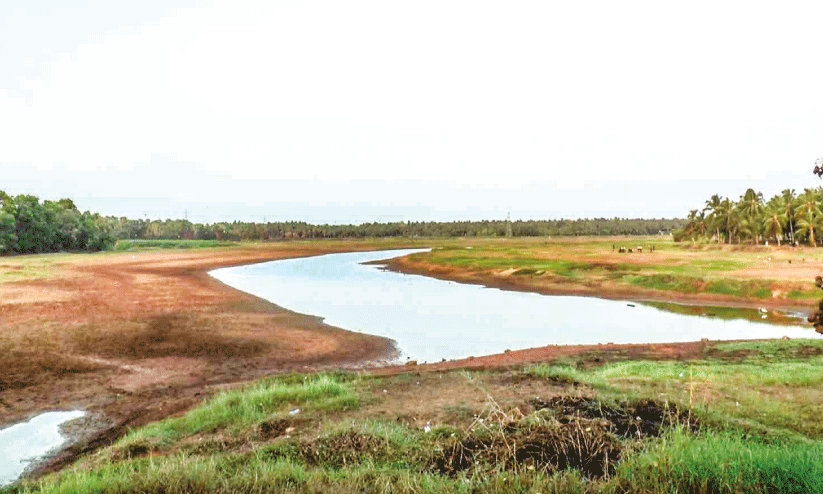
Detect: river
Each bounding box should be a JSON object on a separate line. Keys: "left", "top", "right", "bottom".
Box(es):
{"left": 209, "top": 249, "right": 815, "bottom": 363}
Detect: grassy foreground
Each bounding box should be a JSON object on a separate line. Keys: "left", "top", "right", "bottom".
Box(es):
{"left": 8, "top": 339, "right": 823, "bottom": 494}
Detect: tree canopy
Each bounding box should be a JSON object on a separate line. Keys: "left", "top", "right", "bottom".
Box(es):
{"left": 0, "top": 191, "right": 683, "bottom": 255}
{"left": 676, "top": 184, "right": 823, "bottom": 247}
{"left": 0, "top": 192, "right": 115, "bottom": 254}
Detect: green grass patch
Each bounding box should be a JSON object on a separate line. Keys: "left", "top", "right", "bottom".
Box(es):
{"left": 119, "top": 373, "right": 359, "bottom": 448}
{"left": 615, "top": 428, "right": 823, "bottom": 494}
{"left": 12, "top": 336, "right": 823, "bottom": 494}
{"left": 112, "top": 239, "right": 238, "bottom": 251}
{"left": 704, "top": 278, "right": 774, "bottom": 298}
{"left": 623, "top": 273, "right": 703, "bottom": 293}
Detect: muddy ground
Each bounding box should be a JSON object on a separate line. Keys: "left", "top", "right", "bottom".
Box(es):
{"left": 0, "top": 243, "right": 403, "bottom": 477}
{"left": 0, "top": 241, "right": 814, "bottom": 479}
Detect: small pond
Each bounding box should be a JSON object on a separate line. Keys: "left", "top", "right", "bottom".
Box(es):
{"left": 0, "top": 411, "right": 84, "bottom": 486}
{"left": 210, "top": 249, "right": 815, "bottom": 363}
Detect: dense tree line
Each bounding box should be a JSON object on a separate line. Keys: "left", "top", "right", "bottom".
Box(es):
{"left": 0, "top": 191, "right": 683, "bottom": 255}
{"left": 105, "top": 217, "right": 682, "bottom": 241}
{"left": 675, "top": 187, "right": 823, "bottom": 246}
{"left": 0, "top": 192, "right": 115, "bottom": 254}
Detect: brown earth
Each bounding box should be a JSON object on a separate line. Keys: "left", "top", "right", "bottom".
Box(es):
{"left": 0, "top": 240, "right": 815, "bottom": 480}
{"left": 0, "top": 242, "right": 406, "bottom": 477}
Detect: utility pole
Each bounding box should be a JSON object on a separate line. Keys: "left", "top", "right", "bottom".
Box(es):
{"left": 505, "top": 211, "right": 513, "bottom": 238}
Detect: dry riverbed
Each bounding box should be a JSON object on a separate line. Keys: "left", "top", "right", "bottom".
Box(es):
{"left": 1, "top": 237, "right": 819, "bottom": 481}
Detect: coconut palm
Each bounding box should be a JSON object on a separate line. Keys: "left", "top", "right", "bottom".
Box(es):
{"left": 683, "top": 209, "right": 707, "bottom": 245}
{"left": 779, "top": 189, "right": 796, "bottom": 244}
{"left": 714, "top": 197, "right": 734, "bottom": 244}
{"left": 738, "top": 188, "right": 765, "bottom": 244}
{"left": 703, "top": 194, "right": 724, "bottom": 243}
{"left": 794, "top": 188, "right": 822, "bottom": 247}
{"left": 762, "top": 206, "right": 786, "bottom": 246}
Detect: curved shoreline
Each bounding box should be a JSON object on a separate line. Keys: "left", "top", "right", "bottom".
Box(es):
{"left": 3, "top": 241, "right": 818, "bottom": 484}
{"left": 376, "top": 255, "right": 815, "bottom": 317}
{"left": 1, "top": 243, "right": 408, "bottom": 482}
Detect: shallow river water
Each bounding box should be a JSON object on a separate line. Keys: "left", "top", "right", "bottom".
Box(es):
{"left": 210, "top": 249, "right": 815, "bottom": 363}
{"left": 0, "top": 411, "right": 84, "bottom": 485}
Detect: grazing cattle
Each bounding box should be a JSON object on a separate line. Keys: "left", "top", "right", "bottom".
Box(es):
{"left": 628, "top": 248, "right": 633, "bottom": 253}
{"left": 618, "top": 247, "right": 626, "bottom": 253}
{"left": 637, "top": 246, "right": 643, "bottom": 253}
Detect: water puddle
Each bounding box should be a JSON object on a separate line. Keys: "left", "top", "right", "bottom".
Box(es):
{"left": 210, "top": 249, "right": 816, "bottom": 363}
{"left": 0, "top": 411, "right": 85, "bottom": 486}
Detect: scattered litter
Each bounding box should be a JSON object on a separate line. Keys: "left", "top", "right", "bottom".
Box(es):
{"left": 423, "top": 422, "right": 431, "bottom": 433}
{"left": 759, "top": 308, "right": 768, "bottom": 313}
{"left": 627, "top": 304, "right": 636, "bottom": 308}
{"left": 289, "top": 408, "right": 301, "bottom": 415}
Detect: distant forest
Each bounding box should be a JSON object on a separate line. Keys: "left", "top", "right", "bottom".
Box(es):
{"left": 0, "top": 191, "right": 682, "bottom": 255}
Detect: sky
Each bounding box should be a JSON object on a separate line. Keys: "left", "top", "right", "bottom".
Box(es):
{"left": 2, "top": 0, "right": 822, "bottom": 224}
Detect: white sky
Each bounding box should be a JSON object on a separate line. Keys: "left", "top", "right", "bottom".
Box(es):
{"left": 2, "top": 0, "right": 822, "bottom": 224}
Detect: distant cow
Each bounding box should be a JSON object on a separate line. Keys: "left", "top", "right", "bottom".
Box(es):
{"left": 628, "top": 248, "right": 633, "bottom": 253}
{"left": 618, "top": 247, "right": 626, "bottom": 253}
{"left": 637, "top": 246, "right": 643, "bottom": 253}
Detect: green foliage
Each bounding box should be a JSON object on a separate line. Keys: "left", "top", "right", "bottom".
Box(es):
{"left": 122, "top": 373, "right": 359, "bottom": 445}
{"left": 677, "top": 186, "right": 823, "bottom": 246}
{"left": 112, "top": 239, "right": 237, "bottom": 251}
{"left": 614, "top": 428, "right": 823, "bottom": 494}
{"left": 12, "top": 349, "right": 823, "bottom": 494}
{"left": 104, "top": 217, "right": 684, "bottom": 242}
{"left": 0, "top": 191, "right": 114, "bottom": 255}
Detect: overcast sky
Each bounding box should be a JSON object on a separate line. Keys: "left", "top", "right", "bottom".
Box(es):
{"left": 2, "top": 1, "right": 822, "bottom": 224}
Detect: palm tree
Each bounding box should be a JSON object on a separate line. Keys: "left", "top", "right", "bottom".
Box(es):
{"left": 780, "top": 189, "right": 796, "bottom": 244}
{"left": 703, "top": 194, "right": 724, "bottom": 243}
{"left": 794, "top": 188, "right": 821, "bottom": 247}
{"left": 727, "top": 207, "right": 745, "bottom": 245}
{"left": 717, "top": 198, "right": 734, "bottom": 244}
{"left": 762, "top": 206, "right": 786, "bottom": 246}
{"left": 683, "top": 210, "right": 707, "bottom": 245}
{"left": 738, "top": 188, "right": 765, "bottom": 244}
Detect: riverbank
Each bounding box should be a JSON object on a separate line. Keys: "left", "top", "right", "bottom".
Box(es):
{"left": 1, "top": 237, "right": 819, "bottom": 484}
{"left": 12, "top": 338, "right": 823, "bottom": 493}
{"left": 378, "top": 237, "right": 823, "bottom": 315}
{"left": 0, "top": 240, "right": 422, "bottom": 480}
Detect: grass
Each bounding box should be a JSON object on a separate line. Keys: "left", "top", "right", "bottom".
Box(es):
{"left": 526, "top": 341, "right": 823, "bottom": 439}
{"left": 116, "top": 373, "right": 360, "bottom": 450}
{"left": 9, "top": 338, "right": 823, "bottom": 493}
{"left": 0, "top": 253, "right": 75, "bottom": 283}
{"left": 615, "top": 428, "right": 823, "bottom": 494}
{"left": 402, "top": 236, "right": 823, "bottom": 324}
{"left": 112, "top": 239, "right": 239, "bottom": 251}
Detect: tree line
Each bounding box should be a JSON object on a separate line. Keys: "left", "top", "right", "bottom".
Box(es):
{"left": 676, "top": 187, "right": 823, "bottom": 246}
{"left": 0, "top": 191, "right": 683, "bottom": 255}
{"left": 108, "top": 217, "right": 682, "bottom": 241}
{"left": 0, "top": 192, "right": 115, "bottom": 254}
